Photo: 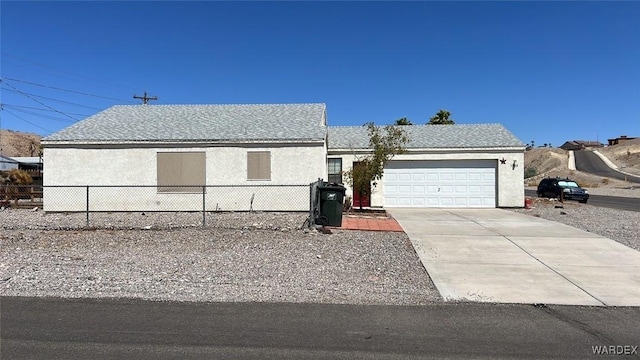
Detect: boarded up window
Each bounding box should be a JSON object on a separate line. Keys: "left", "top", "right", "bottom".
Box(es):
{"left": 247, "top": 151, "right": 271, "bottom": 180}
{"left": 157, "top": 152, "right": 205, "bottom": 193}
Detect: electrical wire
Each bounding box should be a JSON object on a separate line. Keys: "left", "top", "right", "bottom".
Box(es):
{"left": 0, "top": 103, "right": 90, "bottom": 117}
{"left": 1, "top": 81, "right": 79, "bottom": 121}
{"left": 2, "top": 77, "right": 137, "bottom": 104}
{"left": 1, "top": 52, "right": 138, "bottom": 93}
{"left": 2, "top": 108, "right": 52, "bottom": 133}
{"left": 0, "top": 86, "right": 103, "bottom": 110}
{"left": 2, "top": 106, "right": 76, "bottom": 123}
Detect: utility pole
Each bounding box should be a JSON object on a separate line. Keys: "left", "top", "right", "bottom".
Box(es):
{"left": 133, "top": 92, "right": 158, "bottom": 105}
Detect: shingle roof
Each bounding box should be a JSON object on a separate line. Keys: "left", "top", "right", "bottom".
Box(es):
{"left": 43, "top": 104, "right": 327, "bottom": 143}
{"left": 328, "top": 124, "right": 525, "bottom": 149}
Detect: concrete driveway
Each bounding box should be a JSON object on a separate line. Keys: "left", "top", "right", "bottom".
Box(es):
{"left": 387, "top": 208, "right": 640, "bottom": 306}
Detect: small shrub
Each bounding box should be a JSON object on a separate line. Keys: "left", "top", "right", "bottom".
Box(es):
{"left": 601, "top": 178, "right": 610, "bottom": 185}
{"left": 524, "top": 167, "right": 537, "bottom": 179}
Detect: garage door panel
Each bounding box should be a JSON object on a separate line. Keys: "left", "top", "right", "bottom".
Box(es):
{"left": 386, "top": 185, "right": 398, "bottom": 194}
{"left": 454, "top": 197, "right": 469, "bottom": 206}
{"left": 455, "top": 173, "right": 468, "bottom": 181}
{"left": 468, "top": 173, "right": 482, "bottom": 181}
{"left": 440, "top": 185, "right": 453, "bottom": 193}
{"left": 454, "top": 185, "right": 467, "bottom": 193}
{"left": 383, "top": 160, "right": 496, "bottom": 208}
{"left": 440, "top": 173, "right": 454, "bottom": 181}
{"left": 440, "top": 197, "right": 454, "bottom": 206}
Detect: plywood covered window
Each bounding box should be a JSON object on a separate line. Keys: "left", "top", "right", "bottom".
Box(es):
{"left": 247, "top": 151, "right": 271, "bottom": 181}
{"left": 157, "top": 152, "right": 206, "bottom": 193}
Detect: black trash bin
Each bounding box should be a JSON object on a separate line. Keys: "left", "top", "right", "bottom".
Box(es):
{"left": 315, "top": 183, "right": 346, "bottom": 227}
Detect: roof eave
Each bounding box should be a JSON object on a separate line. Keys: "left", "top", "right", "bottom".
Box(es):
{"left": 41, "top": 138, "right": 326, "bottom": 148}
{"left": 328, "top": 146, "right": 526, "bottom": 154}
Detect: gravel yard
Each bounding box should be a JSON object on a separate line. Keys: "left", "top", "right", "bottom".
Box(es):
{"left": 2, "top": 200, "right": 639, "bottom": 305}
{"left": 0, "top": 210, "right": 440, "bottom": 305}
{"left": 511, "top": 199, "right": 640, "bottom": 251}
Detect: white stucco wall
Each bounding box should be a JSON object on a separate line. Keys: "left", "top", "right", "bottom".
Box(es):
{"left": 328, "top": 149, "right": 525, "bottom": 208}
{"left": 43, "top": 143, "right": 326, "bottom": 212}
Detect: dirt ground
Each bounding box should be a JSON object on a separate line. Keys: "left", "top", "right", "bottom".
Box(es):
{"left": 597, "top": 138, "right": 640, "bottom": 176}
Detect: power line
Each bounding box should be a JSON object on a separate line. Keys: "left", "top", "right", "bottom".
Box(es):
{"left": 1, "top": 52, "right": 137, "bottom": 93}
{"left": 1, "top": 77, "right": 137, "bottom": 104}
{"left": 1, "top": 106, "right": 76, "bottom": 123}
{"left": 0, "top": 103, "right": 89, "bottom": 117}
{"left": 1, "top": 80, "right": 79, "bottom": 121}
{"left": 0, "top": 87, "right": 103, "bottom": 110}
{"left": 2, "top": 108, "right": 52, "bottom": 133}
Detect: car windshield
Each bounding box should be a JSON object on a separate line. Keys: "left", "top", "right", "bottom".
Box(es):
{"left": 558, "top": 181, "right": 580, "bottom": 188}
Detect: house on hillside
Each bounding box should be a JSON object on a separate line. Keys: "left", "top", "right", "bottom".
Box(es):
{"left": 559, "top": 140, "right": 604, "bottom": 151}
{"left": 41, "top": 104, "right": 526, "bottom": 211}
{"left": 607, "top": 135, "right": 638, "bottom": 146}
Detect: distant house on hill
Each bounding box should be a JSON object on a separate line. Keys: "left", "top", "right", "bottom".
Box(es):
{"left": 607, "top": 135, "right": 638, "bottom": 146}
{"left": 559, "top": 140, "right": 604, "bottom": 151}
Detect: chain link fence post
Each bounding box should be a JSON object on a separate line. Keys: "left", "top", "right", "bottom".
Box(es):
{"left": 202, "top": 185, "right": 206, "bottom": 227}
{"left": 85, "top": 186, "right": 90, "bottom": 228}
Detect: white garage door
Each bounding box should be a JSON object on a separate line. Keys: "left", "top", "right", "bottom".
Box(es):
{"left": 383, "top": 160, "right": 496, "bottom": 208}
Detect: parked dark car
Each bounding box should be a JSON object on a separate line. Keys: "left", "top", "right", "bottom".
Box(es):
{"left": 537, "top": 177, "right": 589, "bottom": 203}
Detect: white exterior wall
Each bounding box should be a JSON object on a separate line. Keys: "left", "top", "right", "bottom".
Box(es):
{"left": 43, "top": 144, "right": 326, "bottom": 212}
{"left": 328, "top": 149, "right": 525, "bottom": 208}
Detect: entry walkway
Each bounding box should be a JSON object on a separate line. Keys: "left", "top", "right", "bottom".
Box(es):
{"left": 387, "top": 208, "right": 640, "bottom": 306}
{"left": 338, "top": 215, "right": 404, "bottom": 232}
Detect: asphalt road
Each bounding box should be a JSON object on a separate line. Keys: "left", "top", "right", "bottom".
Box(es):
{"left": 524, "top": 190, "right": 640, "bottom": 212}
{"left": 574, "top": 150, "right": 640, "bottom": 183}
{"left": 2, "top": 297, "right": 639, "bottom": 360}
{"left": 524, "top": 189, "right": 640, "bottom": 211}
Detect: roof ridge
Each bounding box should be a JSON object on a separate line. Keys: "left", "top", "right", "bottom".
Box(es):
{"left": 114, "top": 103, "right": 326, "bottom": 107}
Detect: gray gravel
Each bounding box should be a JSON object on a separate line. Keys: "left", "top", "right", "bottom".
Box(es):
{"left": 511, "top": 199, "right": 640, "bottom": 251}
{"left": 0, "top": 210, "right": 440, "bottom": 305}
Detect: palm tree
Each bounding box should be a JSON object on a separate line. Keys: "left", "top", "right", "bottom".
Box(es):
{"left": 394, "top": 117, "right": 413, "bottom": 125}
{"left": 427, "top": 109, "right": 455, "bottom": 125}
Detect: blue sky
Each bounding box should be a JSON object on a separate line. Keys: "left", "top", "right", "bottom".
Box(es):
{"left": 1, "top": 1, "right": 638, "bottom": 147}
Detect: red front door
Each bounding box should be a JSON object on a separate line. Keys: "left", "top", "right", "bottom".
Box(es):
{"left": 352, "top": 162, "right": 370, "bottom": 208}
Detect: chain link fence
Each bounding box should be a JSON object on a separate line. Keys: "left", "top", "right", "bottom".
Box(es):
{"left": 1, "top": 184, "right": 310, "bottom": 228}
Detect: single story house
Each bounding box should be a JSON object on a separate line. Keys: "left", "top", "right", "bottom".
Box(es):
{"left": 41, "top": 103, "right": 525, "bottom": 211}
{"left": 607, "top": 135, "right": 638, "bottom": 146}
{"left": 559, "top": 140, "right": 604, "bottom": 150}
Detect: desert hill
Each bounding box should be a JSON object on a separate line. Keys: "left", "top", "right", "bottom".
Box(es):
{"left": 0, "top": 129, "right": 42, "bottom": 157}
{"left": 524, "top": 142, "right": 640, "bottom": 189}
